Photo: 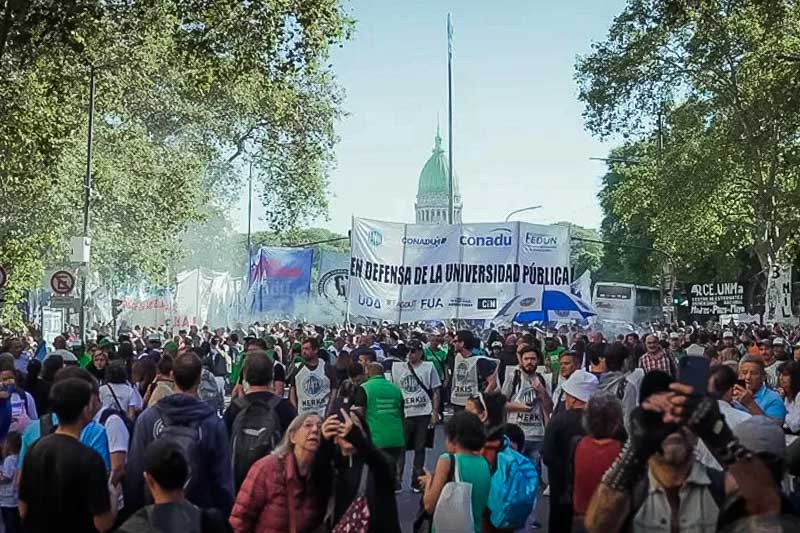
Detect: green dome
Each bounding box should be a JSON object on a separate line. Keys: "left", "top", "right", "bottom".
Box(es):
{"left": 416, "top": 129, "right": 460, "bottom": 204}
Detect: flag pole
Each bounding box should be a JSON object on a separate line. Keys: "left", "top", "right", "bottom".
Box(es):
{"left": 447, "top": 13, "right": 454, "bottom": 225}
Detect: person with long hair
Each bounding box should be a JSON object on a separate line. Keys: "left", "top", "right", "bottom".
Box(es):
{"left": 29, "top": 356, "right": 63, "bottom": 415}
{"left": 229, "top": 411, "right": 325, "bottom": 533}
{"left": 777, "top": 361, "right": 800, "bottom": 434}
{"left": 317, "top": 409, "right": 401, "bottom": 533}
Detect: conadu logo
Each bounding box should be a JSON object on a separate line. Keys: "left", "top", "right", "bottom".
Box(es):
{"left": 402, "top": 236, "right": 447, "bottom": 247}
{"left": 460, "top": 228, "right": 512, "bottom": 247}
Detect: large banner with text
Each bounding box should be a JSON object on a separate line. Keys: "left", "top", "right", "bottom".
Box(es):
{"left": 347, "top": 218, "right": 571, "bottom": 321}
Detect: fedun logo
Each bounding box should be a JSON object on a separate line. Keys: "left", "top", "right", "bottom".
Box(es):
{"left": 304, "top": 374, "right": 322, "bottom": 396}
{"left": 367, "top": 230, "right": 383, "bottom": 247}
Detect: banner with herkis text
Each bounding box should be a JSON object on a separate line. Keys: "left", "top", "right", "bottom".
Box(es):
{"left": 347, "top": 217, "right": 571, "bottom": 322}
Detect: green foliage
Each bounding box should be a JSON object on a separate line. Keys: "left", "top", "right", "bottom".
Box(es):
{"left": 0, "top": 1, "right": 352, "bottom": 327}
{"left": 577, "top": 0, "right": 800, "bottom": 289}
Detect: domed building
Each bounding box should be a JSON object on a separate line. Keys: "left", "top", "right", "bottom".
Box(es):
{"left": 415, "top": 126, "right": 462, "bottom": 224}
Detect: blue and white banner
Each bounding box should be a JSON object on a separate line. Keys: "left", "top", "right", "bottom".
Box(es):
{"left": 248, "top": 247, "right": 313, "bottom": 316}
{"left": 347, "top": 218, "right": 571, "bottom": 322}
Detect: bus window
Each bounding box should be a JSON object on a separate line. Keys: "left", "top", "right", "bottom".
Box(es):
{"left": 596, "top": 285, "right": 632, "bottom": 300}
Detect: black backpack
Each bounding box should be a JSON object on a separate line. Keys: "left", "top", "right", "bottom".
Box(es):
{"left": 154, "top": 405, "right": 203, "bottom": 497}
{"left": 231, "top": 395, "right": 283, "bottom": 491}
{"left": 101, "top": 383, "right": 135, "bottom": 436}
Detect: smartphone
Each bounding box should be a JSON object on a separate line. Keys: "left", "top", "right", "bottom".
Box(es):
{"left": 736, "top": 379, "right": 746, "bottom": 389}
{"left": 678, "top": 356, "right": 710, "bottom": 394}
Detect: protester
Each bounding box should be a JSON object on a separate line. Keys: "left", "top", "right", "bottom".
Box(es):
{"left": 390, "top": 339, "right": 441, "bottom": 492}
{"left": 223, "top": 351, "right": 296, "bottom": 491}
{"left": 19, "top": 378, "right": 118, "bottom": 532}
{"left": 467, "top": 392, "right": 508, "bottom": 472}
{"left": 571, "top": 393, "right": 624, "bottom": 532}
{"left": 734, "top": 355, "right": 786, "bottom": 422}
{"left": 420, "top": 411, "right": 491, "bottom": 533}
{"left": 542, "top": 369, "right": 598, "bottom": 533}
{"left": 319, "top": 409, "right": 402, "bottom": 533}
{"left": 668, "top": 332, "right": 687, "bottom": 360}
{"left": 450, "top": 330, "right": 499, "bottom": 411}
{"left": 99, "top": 360, "right": 138, "bottom": 420}
{"left": 87, "top": 349, "right": 108, "bottom": 383}
{"left": 117, "top": 440, "right": 227, "bottom": 533}
{"left": 777, "top": 360, "right": 800, "bottom": 434}
{"left": 30, "top": 354, "right": 62, "bottom": 415}
{"left": 501, "top": 344, "right": 552, "bottom": 468}
{"left": 143, "top": 354, "right": 175, "bottom": 407}
{"left": 229, "top": 412, "right": 324, "bottom": 533}
{"left": 126, "top": 351, "right": 234, "bottom": 516}
{"left": 543, "top": 335, "right": 566, "bottom": 376}
{"left": 551, "top": 350, "right": 580, "bottom": 414}
{"left": 18, "top": 367, "right": 111, "bottom": 472}
{"left": 0, "top": 431, "right": 20, "bottom": 533}
{"left": 638, "top": 334, "right": 677, "bottom": 377}
{"left": 767, "top": 338, "right": 789, "bottom": 386}
{"left": 288, "top": 337, "right": 338, "bottom": 416}
{"left": 0, "top": 358, "right": 36, "bottom": 434}
{"left": 357, "top": 362, "right": 405, "bottom": 491}
{"left": 595, "top": 341, "right": 642, "bottom": 428}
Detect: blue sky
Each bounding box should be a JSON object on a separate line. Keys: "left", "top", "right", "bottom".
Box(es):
{"left": 233, "top": 0, "right": 626, "bottom": 235}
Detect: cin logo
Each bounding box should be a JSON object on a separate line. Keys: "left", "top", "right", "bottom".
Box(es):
{"left": 358, "top": 294, "right": 382, "bottom": 309}
{"left": 304, "top": 374, "right": 322, "bottom": 396}
{"left": 460, "top": 228, "right": 512, "bottom": 247}
{"left": 367, "top": 230, "right": 383, "bottom": 247}
{"left": 421, "top": 298, "right": 444, "bottom": 309}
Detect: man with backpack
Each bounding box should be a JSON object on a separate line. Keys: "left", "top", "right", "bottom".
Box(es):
{"left": 222, "top": 351, "right": 296, "bottom": 492}
{"left": 125, "top": 352, "right": 234, "bottom": 517}
{"left": 501, "top": 344, "right": 553, "bottom": 468}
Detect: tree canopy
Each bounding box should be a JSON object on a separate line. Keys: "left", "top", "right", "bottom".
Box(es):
{"left": 0, "top": 1, "right": 352, "bottom": 327}
{"left": 577, "top": 0, "right": 800, "bottom": 291}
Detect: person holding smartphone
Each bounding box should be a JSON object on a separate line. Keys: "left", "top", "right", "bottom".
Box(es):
{"left": 733, "top": 356, "right": 786, "bottom": 422}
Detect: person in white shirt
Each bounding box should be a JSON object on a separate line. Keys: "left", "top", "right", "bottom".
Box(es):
{"left": 777, "top": 360, "right": 800, "bottom": 434}
{"left": 99, "top": 362, "right": 138, "bottom": 420}
{"left": 390, "top": 340, "right": 441, "bottom": 492}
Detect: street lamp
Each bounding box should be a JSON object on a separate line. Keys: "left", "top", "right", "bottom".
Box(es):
{"left": 504, "top": 205, "right": 542, "bottom": 222}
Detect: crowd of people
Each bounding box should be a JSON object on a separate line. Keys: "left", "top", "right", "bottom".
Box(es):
{"left": 0, "top": 319, "right": 799, "bottom": 532}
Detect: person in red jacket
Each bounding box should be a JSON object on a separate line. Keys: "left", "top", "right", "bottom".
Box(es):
{"left": 229, "top": 412, "right": 325, "bottom": 533}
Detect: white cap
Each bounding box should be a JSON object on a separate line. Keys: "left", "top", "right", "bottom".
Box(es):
{"left": 686, "top": 344, "right": 705, "bottom": 357}
{"left": 773, "top": 337, "right": 785, "bottom": 346}
{"left": 722, "top": 331, "right": 734, "bottom": 339}
{"left": 561, "top": 370, "right": 598, "bottom": 403}
{"left": 669, "top": 332, "right": 680, "bottom": 340}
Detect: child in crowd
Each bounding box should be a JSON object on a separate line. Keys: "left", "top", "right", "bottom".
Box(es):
{"left": 0, "top": 432, "right": 21, "bottom": 533}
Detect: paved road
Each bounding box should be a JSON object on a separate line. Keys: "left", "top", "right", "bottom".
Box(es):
{"left": 395, "top": 425, "right": 549, "bottom": 532}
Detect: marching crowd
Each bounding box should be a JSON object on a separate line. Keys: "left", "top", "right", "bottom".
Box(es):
{"left": 0, "top": 320, "right": 800, "bottom": 532}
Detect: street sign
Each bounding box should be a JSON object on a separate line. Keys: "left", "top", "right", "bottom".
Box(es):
{"left": 49, "top": 295, "right": 80, "bottom": 309}
{"left": 50, "top": 270, "right": 76, "bottom": 295}
{"left": 0, "top": 266, "right": 6, "bottom": 289}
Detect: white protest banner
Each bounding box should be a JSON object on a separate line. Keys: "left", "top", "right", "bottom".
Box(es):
{"left": 766, "top": 264, "right": 793, "bottom": 323}
{"left": 347, "top": 218, "right": 570, "bottom": 322}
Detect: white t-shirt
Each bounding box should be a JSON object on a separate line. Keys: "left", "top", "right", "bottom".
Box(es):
{"left": 100, "top": 383, "right": 136, "bottom": 413}
{"left": 94, "top": 407, "right": 130, "bottom": 454}
{"left": 391, "top": 361, "right": 441, "bottom": 417}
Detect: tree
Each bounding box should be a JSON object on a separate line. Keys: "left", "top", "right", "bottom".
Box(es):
{"left": 0, "top": 1, "right": 352, "bottom": 328}
{"left": 576, "top": 1, "right": 800, "bottom": 286}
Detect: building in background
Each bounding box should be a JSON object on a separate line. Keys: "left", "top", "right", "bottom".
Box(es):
{"left": 415, "top": 126, "right": 462, "bottom": 224}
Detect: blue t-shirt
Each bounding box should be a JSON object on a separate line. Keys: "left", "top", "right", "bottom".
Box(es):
{"left": 18, "top": 416, "right": 110, "bottom": 471}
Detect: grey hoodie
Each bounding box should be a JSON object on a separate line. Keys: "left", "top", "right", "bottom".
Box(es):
{"left": 597, "top": 370, "right": 641, "bottom": 430}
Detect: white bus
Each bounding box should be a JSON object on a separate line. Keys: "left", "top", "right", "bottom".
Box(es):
{"left": 592, "top": 282, "right": 662, "bottom": 324}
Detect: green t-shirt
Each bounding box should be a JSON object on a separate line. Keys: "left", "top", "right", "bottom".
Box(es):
{"left": 545, "top": 346, "right": 566, "bottom": 374}
{"left": 437, "top": 453, "right": 491, "bottom": 533}
{"left": 78, "top": 352, "right": 91, "bottom": 369}
{"left": 424, "top": 347, "right": 448, "bottom": 379}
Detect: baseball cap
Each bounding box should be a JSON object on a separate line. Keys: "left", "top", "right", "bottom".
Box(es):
{"left": 97, "top": 337, "right": 116, "bottom": 348}
{"left": 773, "top": 337, "right": 786, "bottom": 346}
{"left": 722, "top": 331, "right": 734, "bottom": 339}
{"left": 733, "top": 416, "right": 785, "bottom": 458}
{"left": 406, "top": 340, "right": 423, "bottom": 352}
{"left": 669, "top": 332, "right": 680, "bottom": 340}
{"left": 491, "top": 341, "right": 502, "bottom": 348}
{"left": 686, "top": 344, "right": 705, "bottom": 357}
{"left": 561, "top": 370, "right": 598, "bottom": 403}
{"left": 147, "top": 332, "right": 162, "bottom": 342}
